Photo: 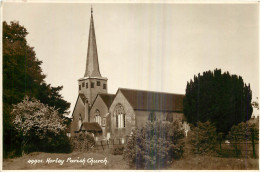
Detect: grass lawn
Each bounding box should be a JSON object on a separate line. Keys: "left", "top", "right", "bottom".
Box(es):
{"left": 3, "top": 151, "right": 259, "bottom": 170}
{"left": 3, "top": 150, "right": 130, "bottom": 170}
{"left": 170, "top": 155, "right": 259, "bottom": 170}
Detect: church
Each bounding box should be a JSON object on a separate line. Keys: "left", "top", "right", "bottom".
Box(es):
{"left": 70, "top": 8, "right": 190, "bottom": 141}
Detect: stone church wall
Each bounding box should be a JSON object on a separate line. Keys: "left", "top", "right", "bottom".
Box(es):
{"left": 135, "top": 111, "right": 184, "bottom": 128}
{"left": 90, "top": 95, "right": 109, "bottom": 138}
{"left": 70, "top": 97, "right": 85, "bottom": 137}
{"left": 109, "top": 90, "right": 136, "bottom": 139}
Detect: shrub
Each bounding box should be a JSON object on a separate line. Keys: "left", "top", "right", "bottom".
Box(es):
{"left": 70, "top": 133, "right": 95, "bottom": 152}
{"left": 124, "top": 120, "right": 184, "bottom": 169}
{"left": 11, "top": 96, "right": 71, "bottom": 155}
{"left": 228, "top": 122, "right": 259, "bottom": 158}
{"left": 44, "top": 132, "right": 72, "bottom": 153}
{"left": 111, "top": 145, "right": 125, "bottom": 155}
{"left": 188, "top": 121, "right": 217, "bottom": 155}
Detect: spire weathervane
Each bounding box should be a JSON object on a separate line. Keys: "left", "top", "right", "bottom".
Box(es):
{"left": 91, "top": 6, "right": 93, "bottom": 14}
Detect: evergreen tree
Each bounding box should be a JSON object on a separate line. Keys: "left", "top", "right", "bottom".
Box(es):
{"left": 183, "top": 69, "right": 253, "bottom": 134}
{"left": 188, "top": 121, "right": 218, "bottom": 155}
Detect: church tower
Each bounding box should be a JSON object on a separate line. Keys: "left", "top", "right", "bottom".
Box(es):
{"left": 78, "top": 7, "right": 108, "bottom": 106}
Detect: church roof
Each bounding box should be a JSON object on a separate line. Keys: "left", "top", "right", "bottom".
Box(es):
{"left": 119, "top": 88, "right": 184, "bottom": 112}
{"left": 79, "top": 93, "right": 87, "bottom": 104}
{"left": 99, "top": 93, "right": 116, "bottom": 108}
{"left": 80, "top": 122, "right": 102, "bottom": 133}
{"left": 71, "top": 94, "right": 87, "bottom": 118}
{"left": 84, "top": 8, "right": 102, "bottom": 77}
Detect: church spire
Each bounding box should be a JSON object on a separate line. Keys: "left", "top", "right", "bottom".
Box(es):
{"left": 84, "top": 7, "right": 101, "bottom": 77}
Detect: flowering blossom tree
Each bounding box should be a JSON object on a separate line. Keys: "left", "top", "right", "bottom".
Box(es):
{"left": 12, "top": 96, "right": 66, "bottom": 154}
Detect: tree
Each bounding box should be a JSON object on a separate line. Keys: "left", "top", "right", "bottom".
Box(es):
{"left": 228, "top": 122, "right": 259, "bottom": 158}
{"left": 37, "top": 83, "right": 70, "bottom": 115}
{"left": 12, "top": 96, "right": 70, "bottom": 154}
{"left": 183, "top": 69, "right": 253, "bottom": 134}
{"left": 124, "top": 121, "right": 184, "bottom": 169}
{"left": 188, "top": 121, "right": 218, "bottom": 155}
{"left": 3, "top": 21, "right": 70, "bottom": 157}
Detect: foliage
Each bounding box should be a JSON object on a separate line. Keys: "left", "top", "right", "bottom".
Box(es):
{"left": 188, "top": 121, "right": 218, "bottom": 155}
{"left": 3, "top": 21, "right": 70, "bottom": 157}
{"left": 123, "top": 121, "right": 185, "bottom": 169}
{"left": 228, "top": 122, "right": 259, "bottom": 158}
{"left": 37, "top": 83, "right": 70, "bottom": 115}
{"left": 111, "top": 145, "right": 125, "bottom": 155}
{"left": 11, "top": 96, "right": 71, "bottom": 154}
{"left": 183, "top": 69, "right": 253, "bottom": 134}
{"left": 70, "top": 133, "right": 96, "bottom": 152}
{"left": 228, "top": 122, "right": 259, "bottom": 142}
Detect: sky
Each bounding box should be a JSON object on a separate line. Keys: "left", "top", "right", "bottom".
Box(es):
{"left": 2, "top": 2, "right": 259, "bottom": 117}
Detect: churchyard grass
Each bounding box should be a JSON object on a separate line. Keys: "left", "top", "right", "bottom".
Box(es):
{"left": 2, "top": 150, "right": 129, "bottom": 170}
{"left": 3, "top": 151, "right": 258, "bottom": 170}
{"left": 171, "top": 155, "right": 258, "bottom": 170}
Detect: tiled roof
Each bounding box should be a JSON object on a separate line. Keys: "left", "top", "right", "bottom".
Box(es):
{"left": 119, "top": 88, "right": 184, "bottom": 112}
{"left": 71, "top": 94, "right": 87, "bottom": 117}
{"left": 80, "top": 122, "right": 102, "bottom": 132}
{"left": 99, "top": 93, "right": 115, "bottom": 108}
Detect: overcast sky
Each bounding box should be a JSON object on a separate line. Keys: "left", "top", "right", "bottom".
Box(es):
{"left": 3, "top": 2, "right": 259, "bottom": 116}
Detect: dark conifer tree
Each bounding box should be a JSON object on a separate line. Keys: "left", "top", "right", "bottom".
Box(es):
{"left": 183, "top": 69, "right": 253, "bottom": 134}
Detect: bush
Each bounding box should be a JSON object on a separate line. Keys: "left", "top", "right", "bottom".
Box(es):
{"left": 228, "top": 122, "right": 259, "bottom": 158}
{"left": 44, "top": 132, "right": 72, "bottom": 153}
{"left": 70, "top": 133, "right": 95, "bottom": 152}
{"left": 188, "top": 121, "right": 217, "bottom": 155}
{"left": 123, "top": 121, "right": 184, "bottom": 169}
{"left": 21, "top": 132, "right": 72, "bottom": 154}
{"left": 111, "top": 145, "right": 125, "bottom": 155}
{"left": 11, "top": 96, "right": 71, "bottom": 155}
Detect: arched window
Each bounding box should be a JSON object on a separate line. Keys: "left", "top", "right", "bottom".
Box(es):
{"left": 148, "top": 112, "right": 156, "bottom": 122}
{"left": 94, "top": 109, "right": 102, "bottom": 126}
{"left": 78, "top": 114, "right": 82, "bottom": 129}
{"left": 114, "top": 104, "right": 125, "bottom": 128}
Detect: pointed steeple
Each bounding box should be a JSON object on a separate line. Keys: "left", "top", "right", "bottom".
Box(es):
{"left": 84, "top": 7, "right": 102, "bottom": 77}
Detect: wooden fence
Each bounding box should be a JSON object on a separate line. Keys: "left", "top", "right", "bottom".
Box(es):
{"left": 94, "top": 137, "right": 129, "bottom": 150}
{"left": 94, "top": 137, "right": 258, "bottom": 158}
{"left": 217, "top": 141, "right": 259, "bottom": 158}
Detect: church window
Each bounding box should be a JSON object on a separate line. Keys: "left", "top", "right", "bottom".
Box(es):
{"left": 103, "top": 84, "right": 106, "bottom": 89}
{"left": 94, "top": 110, "right": 102, "bottom": 125}
{"left": 86, "top": 82, "right": 88, "bottom": 88}
{"left": 91, "top": 82, "right": 94, "bottom": 88}
{"left": 102, "top": 118, "right": 106, "bottom": 127}
{"left": 148, "top": 112, "right": 156, "bottom": 122}
{"left": 78, "top": 114, "right": 82, "bottom": 129}
{"left": 97, "top": 81, "right": 100, "bottom": 86}
{"left": 114, "top": 104, "right": 126, "bottom": 128}
{"left": 79, "top": 85, "right": 81, "bottom": 90}
{"left": 82, "top": 82, "right": 85, "bottom": 87}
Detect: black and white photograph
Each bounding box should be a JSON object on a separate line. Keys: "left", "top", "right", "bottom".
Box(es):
{"left": 1, "top": 1, "right": 259, "bottom": 170}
